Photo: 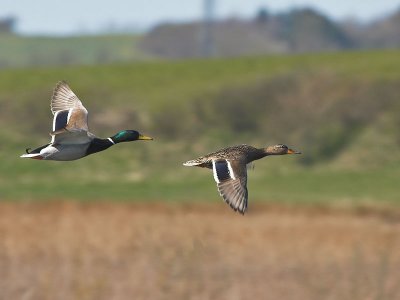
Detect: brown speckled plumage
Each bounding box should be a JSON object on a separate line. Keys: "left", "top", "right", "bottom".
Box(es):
{"left": 183, "top": 144, "right": 301, "bottom": 214}
{"left": 183, "top": 145, "right": 265, "bottom": 169}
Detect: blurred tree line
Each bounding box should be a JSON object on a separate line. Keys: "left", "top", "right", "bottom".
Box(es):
{"left": 1, "top": 7, "right": 399, "bottom": 68}
{"left": 140, "top": 7, "right": 400, "bottom": 58}
{"left": 0, "top": 16, "right": 16, "bottom": 34}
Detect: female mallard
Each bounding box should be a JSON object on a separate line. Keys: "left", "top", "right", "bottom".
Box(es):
{"left": 20, "top": 81, "right": 153, "bottom": 161}
{"left": 183, "top": 144, "right": 301, "bottom": 214}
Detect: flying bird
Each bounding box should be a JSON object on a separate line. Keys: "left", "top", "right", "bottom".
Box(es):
{"left": 20, "top": 81, "right": 153, "bottom": 161}
{"left": 183, "top": 144, "right": 301, "bottom": 214}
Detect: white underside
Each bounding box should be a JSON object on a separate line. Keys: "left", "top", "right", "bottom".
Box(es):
{"left": 21, "top": 127, "right": 95, "bottom": 161}
{"left": 20, "top": 143, "right": 91, "bottom": 161}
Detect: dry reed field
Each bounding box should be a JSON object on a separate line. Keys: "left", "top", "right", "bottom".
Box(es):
{"left": 1, "top": 202, "right": 400, "bottom": 300}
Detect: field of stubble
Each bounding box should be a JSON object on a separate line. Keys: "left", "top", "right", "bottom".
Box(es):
{"left": 1, "top": 202, "right": 400, "bottom": 300}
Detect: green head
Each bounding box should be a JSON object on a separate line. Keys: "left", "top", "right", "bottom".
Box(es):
{"left": 111, "top": 130, "right": 153, "bottom": 143}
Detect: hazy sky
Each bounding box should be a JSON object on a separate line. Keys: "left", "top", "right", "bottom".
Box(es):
{"left": 2, "top": 0, "right": 399, "bottom": 35}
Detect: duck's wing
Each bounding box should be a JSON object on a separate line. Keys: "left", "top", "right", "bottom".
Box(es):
{"left": 51, "top": 81, "right": 89, "bottom": 133}
{"left": 212, "top": 159, "right": 248, "bottom": 214}
{"left": 51, "top": 129, "right": 93, "bottom": 145}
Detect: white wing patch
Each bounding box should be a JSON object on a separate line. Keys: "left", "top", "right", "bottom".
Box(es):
{"left": 212, "top": 160, "right": 220, "bottom": 183}
{"left": 227, "top": 161, "right": 236, "bottom": 179}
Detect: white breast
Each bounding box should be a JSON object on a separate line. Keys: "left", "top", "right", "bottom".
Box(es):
{"left": 41, "top": 144, "right": 89, "bottom": 161}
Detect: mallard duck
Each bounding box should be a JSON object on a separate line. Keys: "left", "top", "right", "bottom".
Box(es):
{"left": 20, "top": 81, "right": 153, "bottom": 161}
{"left": 183, "top": 144, "right": 301, "bottom": 214}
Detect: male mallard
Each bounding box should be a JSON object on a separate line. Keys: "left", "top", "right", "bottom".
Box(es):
{"left": 20, "top": 81, "right": 153, "bottom": 161}
{"left": 183, "top": 144, "right": 301, "bottom": 214}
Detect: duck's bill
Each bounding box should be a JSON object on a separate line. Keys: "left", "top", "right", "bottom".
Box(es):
{"left": 138, "top": 134, "right": 153, "bottom": 140}
{"left": 287, "top": 148, "right": 301, "bottom": 154}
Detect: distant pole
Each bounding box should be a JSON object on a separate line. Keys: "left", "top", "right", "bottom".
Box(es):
{"left": 201, "top": 0, "right": 215, "bottom": 57}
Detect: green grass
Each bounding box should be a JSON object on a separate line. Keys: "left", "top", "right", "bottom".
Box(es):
{"left": 0, "top": 34, "right": 145, "bottom": 68}
{"left": 3, "top": 165, "right": 399, "bottom": 206}
{"left": 250, "top": 167, "right": 400, "bottom": 204}
{"left": 1, "top": 50, "right": 400, "bottom": 204}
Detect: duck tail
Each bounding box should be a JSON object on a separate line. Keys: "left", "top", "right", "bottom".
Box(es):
{"left": 20, "top": 153, "right": 44, "bottom": 160}
{"left": 183, "top": 157, "right": 208, "bottom": 167}
{"left": 183, "top": 160, "right": 199, "bottom": 166}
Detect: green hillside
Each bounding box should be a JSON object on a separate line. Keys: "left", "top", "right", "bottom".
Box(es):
{"left": 0, "top": 34, "right": 145, "bottom": 68}
{"left": 0, "top": 50, "right": 399, "bottom": 204}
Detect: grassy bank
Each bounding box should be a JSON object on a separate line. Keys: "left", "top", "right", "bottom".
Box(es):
{"left": 0, "top": 50, "right": 399, "bottom": 204}
{"left": 0, "top": 34, "right": 144, "bottom": 68}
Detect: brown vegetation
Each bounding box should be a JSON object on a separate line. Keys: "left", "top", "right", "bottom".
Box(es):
{"left": 153, "top": 72, "right": 400, "bottom": 167}
{"left": 1, "top": 202, "right": 400, "bottom": 300}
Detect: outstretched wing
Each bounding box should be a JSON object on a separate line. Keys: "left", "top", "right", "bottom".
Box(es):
{"left": 212, "top": 159, "right": 248, "bottom": 214}
{"left": 51, "top": 81, "right": 89, "bottom": 133}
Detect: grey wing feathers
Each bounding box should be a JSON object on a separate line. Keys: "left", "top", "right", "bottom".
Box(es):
{"left": 217, "top": 178, "right": 248, "bottom": 214}
{"left": 51, "top": 81, "right": 87, "bottom": 115}
{"left": 212, "top": 159, "right": 248, "bottom": 214}
{"left": 50, "top": 81, "right": 89, "bottom": 132}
